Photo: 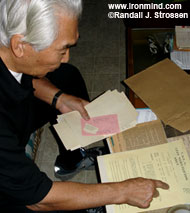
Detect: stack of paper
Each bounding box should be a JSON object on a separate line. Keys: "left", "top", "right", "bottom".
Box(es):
{"left": 171, "top": 26, "right": 190, "bottom": 70}
{"left": 98, "top": 140, "right": 190, "bottom": 213}
{"left": 175, "top": 26, "right": 190, "bottom": 49}
{"left": 53, "top": 90, "right": 138, "bottom": 150}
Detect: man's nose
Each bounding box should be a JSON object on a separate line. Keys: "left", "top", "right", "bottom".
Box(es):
{"left": 61, "top": 49, "right": 70, "bottom": 63}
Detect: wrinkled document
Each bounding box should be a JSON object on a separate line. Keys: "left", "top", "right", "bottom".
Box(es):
{"left": 107, "top": 119, "right": 167, "bottom": 153}
{"left": 54, "top": 90, "right": 137, "bottom": 150}
{"left": 98, "top": 140, "right": 190, "bottom": 213}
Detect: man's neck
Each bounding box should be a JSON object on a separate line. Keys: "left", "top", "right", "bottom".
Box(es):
{"left": 0, "top": 47, "right": 20, "bottom": 73}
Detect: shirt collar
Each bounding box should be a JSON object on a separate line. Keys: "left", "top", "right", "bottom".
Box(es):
{"left": 8, "top": 69, "right": 23, "bottom": 84}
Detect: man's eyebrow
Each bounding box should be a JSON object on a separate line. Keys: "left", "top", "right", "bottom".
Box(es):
{"left": 61, "top": 36, "right": 80, "bottom": 49}
{"left": 61, "top": 42, "right": 78, "bottom": 49}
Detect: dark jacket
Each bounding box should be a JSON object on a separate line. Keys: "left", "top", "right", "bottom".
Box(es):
{"left": 0, "top": 58, "right": 52, "bottom": 206}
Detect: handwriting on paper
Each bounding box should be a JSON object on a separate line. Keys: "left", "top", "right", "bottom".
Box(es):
{"left": 81, "top": 114, "right": 120, "bottom": 136}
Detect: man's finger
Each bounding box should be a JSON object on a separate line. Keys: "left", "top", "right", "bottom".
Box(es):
{"left": 79, "top": 100, "right": 90, "bottom": 120}
{"left": 78, "top": 106, "right": 90, "bottom": 120}
{"left": 153, "top": 189, "right": 159, "bottom": 198}
{"left": 81, "top": 110, "right": 90, "bottom": 120}
{"left": 154, "top": 180, "right": 169, "bottom": 190}
{"left": 81, "top": 100, "right": 90, "bottom": 106}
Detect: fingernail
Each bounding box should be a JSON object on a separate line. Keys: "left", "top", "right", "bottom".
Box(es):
{"left": 84, "top": 115, "right": 90, "bottom": 120}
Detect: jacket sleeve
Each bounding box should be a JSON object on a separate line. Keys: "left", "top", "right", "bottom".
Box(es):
{"left": 0, "top": 129, "right": 53, "bottom": 205}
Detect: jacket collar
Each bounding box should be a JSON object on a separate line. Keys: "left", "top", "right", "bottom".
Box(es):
{"left": 0, "top": 58, "right": 34, "bottom": 105}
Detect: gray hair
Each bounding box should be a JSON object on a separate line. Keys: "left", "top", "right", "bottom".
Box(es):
{"left": 0, "top": 0, "right": 82, "bottom": 51}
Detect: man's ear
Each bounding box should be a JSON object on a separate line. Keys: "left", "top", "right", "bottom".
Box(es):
{"left": 10, "top": 34, "right": 25, "bottom": 58}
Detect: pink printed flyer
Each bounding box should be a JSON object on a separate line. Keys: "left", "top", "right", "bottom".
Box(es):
{"left": 81, "top": 114, "right": 120, "bottom": 136}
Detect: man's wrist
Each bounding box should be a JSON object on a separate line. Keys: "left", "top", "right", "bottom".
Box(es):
{"left": 51, "top": 90, "right": 63, "bottom": 108}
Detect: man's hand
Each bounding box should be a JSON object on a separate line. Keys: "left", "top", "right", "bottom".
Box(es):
{"left": 56, "top": 93, "right": 90, "bottom": 120}
{"left": 116, "top": 177, "right": 169, "bottom": 208}
{"left": 32, "top": 78, "right": 90, "bottom": 120}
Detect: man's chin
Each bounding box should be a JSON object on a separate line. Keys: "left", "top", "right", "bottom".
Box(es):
{"left": 33, "top": 73, "right": 47, "bottom": 78}
{"left": 33, "top": 67, "right": 59, "bottom": 78}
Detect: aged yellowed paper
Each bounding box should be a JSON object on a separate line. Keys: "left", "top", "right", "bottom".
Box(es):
{"left": 98, "top": 140, "right": 190, "bottom": 213}
{"left": 107, "top": 120, "right": 167, "bottom": 153}
{"left": 167, "top": 134, "right": 190, "bottom": 159}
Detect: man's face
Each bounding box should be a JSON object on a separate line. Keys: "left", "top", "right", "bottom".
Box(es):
{"left": 22, "top": 15, "right": 79, "bottom": 77}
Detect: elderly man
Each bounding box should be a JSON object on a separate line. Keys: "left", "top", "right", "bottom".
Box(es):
{"left": 0, "top": 0, "right": 169, "bottom": 212}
